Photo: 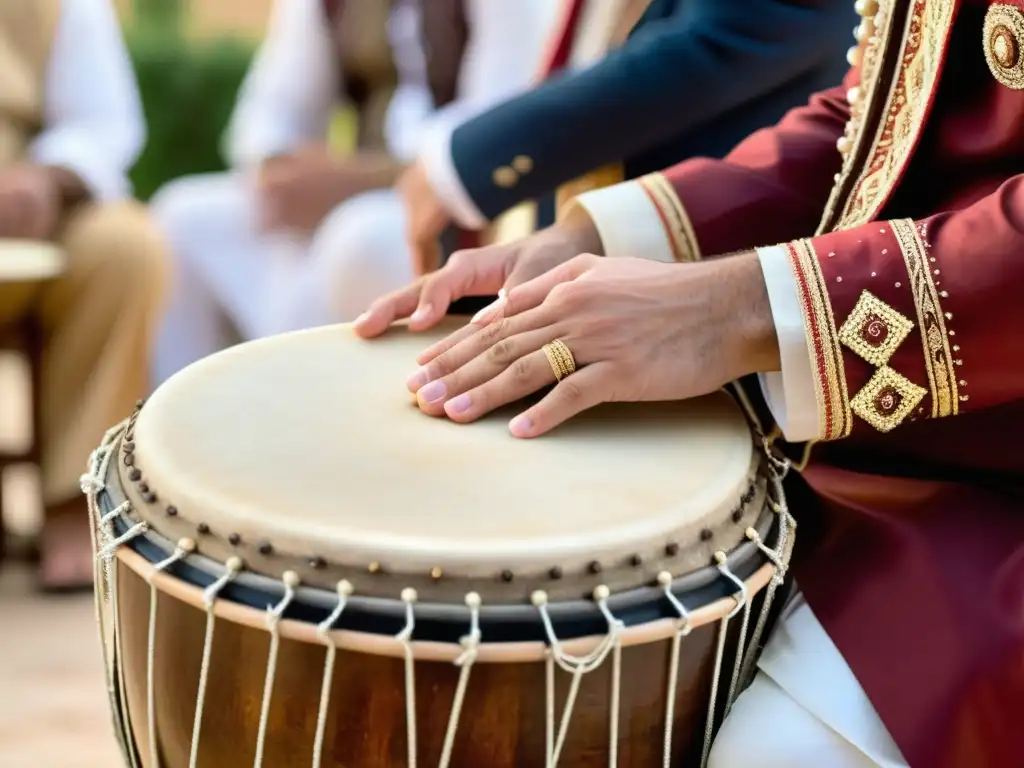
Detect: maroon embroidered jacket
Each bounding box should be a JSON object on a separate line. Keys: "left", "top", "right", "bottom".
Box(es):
{"left": 574, "top": 1, "right": 1024, "bottom": 766}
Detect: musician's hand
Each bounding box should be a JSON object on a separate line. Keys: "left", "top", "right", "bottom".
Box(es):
{"left": 353, "top": 206, "right": 603, "bottom": 345}
{"left": 398, "top": 159, "right": 452, "bottom": 276}
{"left": 405, "top": 252, "right": 781, "bottom": 437}
{"left": 0, "top": 164, "right": 61, "bottom": 240}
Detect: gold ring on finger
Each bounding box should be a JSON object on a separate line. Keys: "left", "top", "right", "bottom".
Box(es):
{"left": 542, "top": 339, "right": 577, "bottom": 381}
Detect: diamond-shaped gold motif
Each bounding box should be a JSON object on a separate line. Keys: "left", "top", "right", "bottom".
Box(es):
{"left": 838, "top": 290, "right": 914, "bottom": 365}
{"left": 850, "top": 366, "right": 927, "bottom": 433}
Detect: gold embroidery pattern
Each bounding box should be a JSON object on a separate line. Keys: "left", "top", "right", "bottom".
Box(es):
{"left": 850, "top": 365, "right": 927, "bottom": 432}
{"left": 983, "top": 5, "right": 1024, "bottom": 90}
{"left": 820, "top": 0, "right": 898, "bottom": 227}
{"left": 821, "top": 0, "right": 957, "bottom": 233}
{"left": 838, "top": 290, "right": 914, "bottom": 366}
{"left": 637, "top": 173, "right": 701, "bottom": 262}
{"left": 890, "top": 218, "right": 959, "bottom": 418}
{"left": 785, "top": 239, "right": 851, "bottom": 440}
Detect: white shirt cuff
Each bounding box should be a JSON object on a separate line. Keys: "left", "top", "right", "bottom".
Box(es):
{"left": 572, "top": 182, "right": 675, "bottom": 261}
{"left": 32, "top": 129, "right": 131, "bottom": 202}
{"left": 418, "top": 114, "right": 488, "bottom": 230}
{"left": 756, "top": 245, "right": 822, "bottom": 443}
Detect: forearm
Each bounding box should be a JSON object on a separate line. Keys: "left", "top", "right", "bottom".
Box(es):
{"left": 448, "top": 0, "right": 854, "bottom": 220}
{"left": 550, "top": 206, "right": 781, "bottom": 379}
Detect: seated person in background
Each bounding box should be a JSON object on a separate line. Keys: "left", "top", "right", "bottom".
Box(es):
{"left": 0, "top": 0, "right": 167, "bottom": 590}
{"left": 398, "top": 0, "right": 857, "bottom": 275}
{"left": 150, "top": 0, "right": 557, "bottom": 387}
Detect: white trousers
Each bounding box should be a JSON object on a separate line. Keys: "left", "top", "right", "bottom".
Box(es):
{"left": 149, "top": 171, "right": 414, "bottom": 386}
{"left": 707, "top": 593, "right": 909, "bottom": 767}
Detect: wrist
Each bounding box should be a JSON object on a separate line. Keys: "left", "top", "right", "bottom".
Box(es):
{"left": 554, "top": 201, "right": 604, "bottom": 256}
{"left": 718, "top": 251, "right": 781, "bottom": 376}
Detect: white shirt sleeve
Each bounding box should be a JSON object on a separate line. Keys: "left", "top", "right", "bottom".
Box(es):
{"left": 225, "top": 0, "right": 338, "bottom": 168}
{"left": 572, "top": 182, "right": 677, "bottom": 262}
{"left": 416, "top": 0, "right": 560, "bottom": 228}
{"left": 756, "top": 245, "right": 822, "bottom": 443}
{"left": 29, "top": 0, "right": 146, "bottom": 202}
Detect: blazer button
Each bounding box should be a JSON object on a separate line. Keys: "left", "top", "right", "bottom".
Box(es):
{"left": 512, "top": 155, "right": 533, "bottom": 174}
{"left": 493, "top": 166, "right": 518, "bottom": 188}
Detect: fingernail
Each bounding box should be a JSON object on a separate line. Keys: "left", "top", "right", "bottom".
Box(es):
{"left": 354, "top": 312, "right": 370, "bottom": 326}
{"left": 471, "top": 296, "right": 505, "bottom": 325}
{"left": 410, "top": 303, "right": 433, "bottom": 323}
{"left": 444, "top": 393, "right": 471, "bottom": 416}
{"left": 406, "top": 366, "right": 430, "bottom": 390}
{"left": 509, "top": 414, "right": 533, "bottom": 437}
{"left": 418, "top": 379, "right": 447, "bottom": 404}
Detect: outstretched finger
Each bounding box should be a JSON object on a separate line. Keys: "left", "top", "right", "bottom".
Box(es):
{"left": 353, "top": 280, "right": 426, "bottom": 338}
{"left": 508, "top": 362, "right": 613, "bottom": 438}
{"left": 409, "top": 254, "right": 506, "bottom": 335}
{"left": 503, "top": 253, "right": 600, "bottom": 316}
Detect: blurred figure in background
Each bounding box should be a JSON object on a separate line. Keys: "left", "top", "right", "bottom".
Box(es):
{"left": 0, "top": 0, "right": 166, "bottom": 590}
{"left": 151, "top": 0, "right": 557, "bottom": 386}
{"left": 397, "top": 0, "right": 856, "bottom": 277}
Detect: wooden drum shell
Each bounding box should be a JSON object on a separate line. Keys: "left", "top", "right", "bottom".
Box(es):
{"left": 114, "top": 548, "right": 775, "bottom": 768}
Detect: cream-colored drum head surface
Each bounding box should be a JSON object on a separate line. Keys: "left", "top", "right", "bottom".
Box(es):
{"left": 0, "top": 239, "right": 65, "bottom": 282}
{"left": 128, "top": 321, "right": 758, "bottom": 590}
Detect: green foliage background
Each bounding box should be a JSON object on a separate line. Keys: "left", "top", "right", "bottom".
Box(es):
{"left": 125, "top": 0, "right": 255, "bottom": 200}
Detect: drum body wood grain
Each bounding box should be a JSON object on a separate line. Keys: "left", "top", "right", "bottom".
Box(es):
{"left": 117, "top": 558, "right": 745, "bottom": 767}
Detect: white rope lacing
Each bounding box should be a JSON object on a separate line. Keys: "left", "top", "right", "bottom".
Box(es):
{"left": 533, "top": 586, "right": 624, "bottom": 767}
{"left": 188, "top": 556, "right": 244, "bottom": 768}
{"left": 80, "top": 423, "right": 139, "bottom": 767}
{"left": 699, "top": 553, "right": 748, "bottom": 768}
{"left": 658, "top": 571, "right": 692, "bottom": 768}
{"left": 396, "top": 588, "right": 419, "bottom": 768}
{"left": 311, "top": 580, "right": 353, "bottom": 768}
{"left": 737, "top": 446, "right": 798, "bottom": 692}
{"left": 145, "top": 538, "right": 196, "bottom": 767}
{"left": 253, "top": 571, "right": 299, "bottom": 768}
{"left": 437, "top": 592, "right": 483, "bottom": 768}
{"left": 89, "top": 427, "right": 149, "bottom": 768}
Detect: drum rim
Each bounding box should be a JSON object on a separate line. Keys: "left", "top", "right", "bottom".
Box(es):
{"left": 99, "top": 443, "right": 778, "bottom": 634}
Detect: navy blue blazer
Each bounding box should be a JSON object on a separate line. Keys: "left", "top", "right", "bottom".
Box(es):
{"left": 448, "top": 0, "right": 857, "bottom": 223}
